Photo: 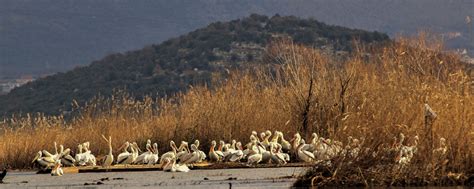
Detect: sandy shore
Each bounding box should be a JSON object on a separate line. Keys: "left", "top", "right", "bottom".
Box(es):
{"left": 2, "top": 167, "right": 307, "bottom": 188}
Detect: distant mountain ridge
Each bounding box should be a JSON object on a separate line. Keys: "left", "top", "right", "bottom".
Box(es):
{"left": 0, "top": 14, "right": 389, "bottom": 115}
{"left": 1, "top": 0, "right": 472, "bottom": 77}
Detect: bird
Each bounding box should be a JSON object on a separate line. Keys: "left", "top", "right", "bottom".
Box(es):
{"left": 32, "top": 151, "right": 55, "bottom": 170}
{"left": 160, "top": 141, "right": 178, "bottom": 164}
{"left": 101, "top": 135, "right": 114, "bottom": 167}
{"left": 59, "top": 145, "right": 75, "bottom": 166}
{"left": 247, "top": 142, "right": 263, "bottom": 166}
{"left": 134, "top": 140, "right": 153, "bottom": 164}
{"left": 208, "top": 140, "right": 221, "bottom": 162}
{"left": 181, "top": 144, "right": 202, "bottom": 165}
{"left": 226, "top": 142, "right": 244, "bottom": 162}
{"left": 276, "top": 131, "right": 291, "bottom": 152}
{"left": 144, "top": 143, "right": 159, "bottom": 165}
{"left": 297, "top": 139, "right": 315, "bottom": 162}
{"left": 117, "top": 141, "right": 132, "bottom": 165}
{"left": 194, "top": 140, "right": 206, "bottom": 162}
{"left": 161, "top": 157, "right": 190, "bottom": 172}
{"left": 51, "top": 160, "right": 64, "bottom": 176}
{"left": 270, "top": 143, "right": 287, "bottom": 165}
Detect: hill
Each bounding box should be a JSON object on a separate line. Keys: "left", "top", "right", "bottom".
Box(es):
{"left": 0, "top": 14, "right": 389, "bottom": 115}
{"left": 1, "top": 0, "right": 472, "bottom": 77}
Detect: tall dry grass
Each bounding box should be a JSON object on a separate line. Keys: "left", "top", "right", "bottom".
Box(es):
{"left": 0, "top": 35, "right": 472, "bottom": 184}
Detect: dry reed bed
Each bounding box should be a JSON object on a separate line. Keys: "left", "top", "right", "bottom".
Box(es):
{"left": 0, "top": 36, "right": 472, "bottom": 186}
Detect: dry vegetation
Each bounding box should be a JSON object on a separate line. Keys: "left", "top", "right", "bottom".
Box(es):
{"left": 0, "top": 35, "right": 473, "bottom": 186}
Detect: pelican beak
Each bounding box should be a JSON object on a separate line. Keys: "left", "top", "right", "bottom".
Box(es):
{"left": 135, "top": 144, "right": 142, "bottom": 153}
{"left": 32, "top": 153, "right": 41, "bottom": 163}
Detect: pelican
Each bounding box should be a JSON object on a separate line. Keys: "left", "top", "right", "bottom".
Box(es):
{"left": 51, "top": 160, "right": 64, "bottom": 176}
{"left": 251, "top": 131, "right": 259, "bottom": 142}
{"left": 32, "top": 151, "right": 55, "bottom": 170}
{"left": 291, "top": 133, "right": 302, "bottom": 154}
{"left": 246, "top": 142, "right": 263, "bottom": 166}
{"left": 194, "top": 140, "right": 206, "bottom": 162}
{"left": 116, "top": 141, "right": 132, "bottom": 164}
{"left": 262, "top": 130, "right": 272, "bottom": 148}
{"left": 208, "top": 140, "right": 220, "bottom": 162}
{"left": 160, "top": 141, "right": 178, "bottom": 164}
{"left": 101, "top": 135, "right": 114, "bottom": 167}
{"left": 59, "top": 145, "right": 75, "bottom": 166}
{"left": 297, "top": 139, "right": 315, "bottom": 162}
{"left": 313, "top": 137, "right": 329, "bottom": 161}
{"left": 270, "top": 131, "right": 279, "bottom": 144}
{"left": 162, "top": 157, "right": 190, "bottom": 172}
{"left": 145, "top": 143, "right": 159, "bottom": 165}
{"left": 81, "top": 141, "right": 97, "bottom": 166}
{"left": 270, "top": 143, "right": 286, "bottom": 165}
{"left": 227, "top": 142, "right": 244, "bottom": 162}
{"left": 181, "top": 144, "right": 202, "bottom": 165}
{"left": 214, "top": 140, "right": 225, "bottom": 161}
{"left": 259, "top": 132, "right": 268, "bottom": 148}
{"left": 307, "top": 133, "right": 319, "bottom": 152}
{"left": 277, "top": 131, "right": 291, "bottom": 152}
{"left": 74, "top": 143, "right": 95, "bottom": 166}
{"left": 134, "top": 140, "right": 153, "bottom": 164}
{"left": 176, "top": 141, "right": 190, "bottom": 162}
{"left": 75, "top": 144, "right": 86, "bottom": 165}
{"left": 242, "top": 141, "right": 255, "bottom": 159}
{"left": 130, "top": 142, "right": 140, "bottom": 163}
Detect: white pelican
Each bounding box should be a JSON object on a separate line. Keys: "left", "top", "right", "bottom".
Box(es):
{"left": 270, "top": 143, "right": 286, "bottom": 165}
{"left": 59, "top": 145, "right": 75, "bottom": 166}
{"left": 194, "top": 140, "right": 206, "bottom": 162}
{"left": 307, "top": 133, "right": 319, "bottom": 152}
{"left": 297, "top": 139, "right": 315, "bottom": 162}
{"left": 145, "top": 143, "right": 159, "bottom": 165}
{"left": 242, "top": 142, "right": 255, "bottom": 159}
{"left": 134, "top": 140, "right": 152, "bottom": 164}
{"left": 291, "top": 133, "right": 302, "bottom": 154}
{"left": 116, "top": 141, "right": 132, "bottom": 164}
{"left": 246, "top": 142, "right": 263, "bottom": 166}
{"left": 226, "top": 142, "right": 244, "bottom": 162}
{"left": 74, "top": 144, "right": 85, "bottom": 165}
{"left": 79, "top": 141, "right": 97, "bottom": 166}
{"left": 313, "top": 137, "right": 329, "bottom": 161}
{"left": 51, "top": 160, "right": 64, "bottom": 176}
{"left": 251, "top": 131, "right": 259, "bottom": 142}
{"left": 181, "top": 144, "right": 202, "bottom": 165}
{"left": 259, "top": 132, "right": 268, "bottom": 148}
{"left": 160, "top": 141, "right": 178, "bottom": 164}
{"left": 276, "top": 131, "right": 291, "bottom": 152}
{"left": 101, "top": 135, "right": 114, "bottom": 167}
{"left": 32, "top": 151, "right": 55, "bottom": 170}
{"left": 215, "top": 140, "right": 225, "bottom": 161}
{"left": 208, "top": 140, "right": 220, "bottom": 162}
{"left": 176, "top": 141, "right": 190, "bottom": 162}
{"left": 130, "top": 142, "right": 140, "bottom": 163}
{"left": 74, "top": 143, "right": 95, "bottom": 166}
{"left": 162, "top": 157, "right": 190, "bottom": 172}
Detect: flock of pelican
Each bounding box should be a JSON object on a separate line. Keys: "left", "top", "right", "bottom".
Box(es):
{"left": 32, "top": 131, "right": 448, "bottom": 176}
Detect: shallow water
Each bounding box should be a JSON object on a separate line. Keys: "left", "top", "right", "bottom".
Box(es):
{"left": 2, "top": 167, "right": 306, "bottom": 188}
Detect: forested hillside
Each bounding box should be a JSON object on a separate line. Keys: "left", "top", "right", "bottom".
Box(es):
{"left": 0, "top": 14, "right": 389, "bottom": 115}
